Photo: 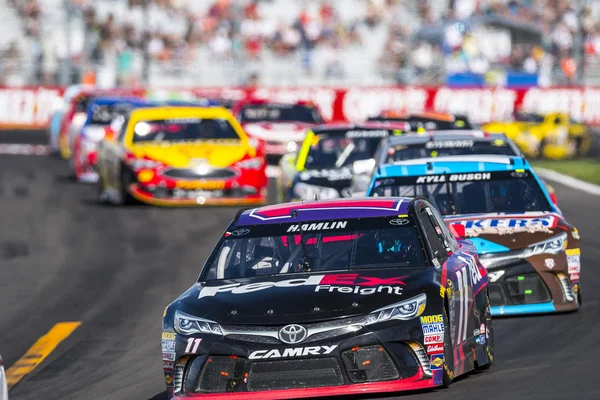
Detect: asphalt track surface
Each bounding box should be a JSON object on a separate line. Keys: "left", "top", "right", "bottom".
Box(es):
{"left": 1, "top": 130, "right": 599, "bottom": 400}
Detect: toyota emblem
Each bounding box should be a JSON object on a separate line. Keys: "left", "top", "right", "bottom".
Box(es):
{"left": 230, "top": 228, "right": 250, "bottom": 236}
{"left": 389, "top": 218, "right": 409, "bottom": 226}
{"left": 278, "top": 324, "right": 308, "bottom": 344}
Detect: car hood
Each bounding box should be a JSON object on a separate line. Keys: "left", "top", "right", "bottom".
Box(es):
{"left": 242, "top": 122, "right": 311, "bottom": 142}
{"left": 129, "top": 141, "right": 252, "bottom": 168}
{"left": 444, "top": 212, "right": 565, "bottom": 253}
{"left": 176, "top": 268, "right": 438, "bottom": 325}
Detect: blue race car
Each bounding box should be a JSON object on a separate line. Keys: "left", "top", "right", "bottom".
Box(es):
{"left": 367, "top": 155, "right": 582, "bottom": 315}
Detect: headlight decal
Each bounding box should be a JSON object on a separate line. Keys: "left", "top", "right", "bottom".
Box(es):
{"left": 365, "top": 293, "right": 426, "bottom": 325}
{"left": 174, "top": 310, "right": 224, "bottom": 336}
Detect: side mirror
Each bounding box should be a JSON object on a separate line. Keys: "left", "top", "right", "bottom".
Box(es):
{"left": 352, "top": 158, "right": 376, "bottom": 175}
{"left": 449, "top": 223, "right": 466, "bottom": 239}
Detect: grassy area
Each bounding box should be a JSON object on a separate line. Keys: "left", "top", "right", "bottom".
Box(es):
{"left": 531, "top": 159, "right": 600, "bottom": 185}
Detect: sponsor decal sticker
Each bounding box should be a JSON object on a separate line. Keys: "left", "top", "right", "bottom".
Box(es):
{"left": 162, "top": 332, "right": 176, "bottom": 341}
{"left": 570, "top": 273, "right": 580, "bottom": 281}
{"left": 430, "top": 354, "right": 444, "bottom": 370}
{"left": 199, "top": 273, "right": 406, "bottom": 298}
{"left": 420, "top": 315, "right": 443, "bottom": 324}
{"left": 162, "top": 340, "right": 176, "bottom": 352}
{"left": 389, "top": 218, "right": 409, "bottom": 226}
{"left": 299, "top": 167, "right": 353, "bottom": 182}
{"left": 568, "top": 260, "right": 580, "bottom": 274}
{"left": 422, "top": 323, "right": 444, "bottom": 335}
{"left": 424, "top": 334, "right": 444, "bottom": 345}
{"left": 479, "top": 334, "right": 486, "bottom": 345}
{"left": 566, "top": 248, "right": 581, "bottom": 256}
{"left": 287, "top": 220, "right": 348, "bottom": 233}
{"left": 227, "top": 228, "right": 250, "bottom": 237}
{"left": 426, "top": 343, "right": 444, "bottom": 354}
{"left": 473, "top": 329, "right": 480, "bottom": 336}
{"left": 162, "top": 351, "right": 176, "bottom": 361}
{"left": 545, "top": 258, "right": 556, "bottom": 269}
{"left": 345, "top": 130, "right": 389, "bottom": 138}
{"left": 163, "top": 361, "right": 174, "bottom": 369}
{"left": 416, "top": 173, "right": 491, "bottom": 184}
{"left": 573, "top": 283, "right": 579, "bottom": 293}
{"left": 450, "top": 215, "right": 558, "bottom": 236}
{"left": 165, "top": 370, "right": 174, "bottom": 387}
{"left": 175, "top": 180, "right": 226, "bottom": 190}
{"left": 249, "top": 345, "right": 337, "bottom": 360}
{"left": 425, "top": 140, "right": 474, "bottom": 149}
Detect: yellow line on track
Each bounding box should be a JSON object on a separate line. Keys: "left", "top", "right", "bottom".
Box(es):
{"left": 5, "top": 321, "right": 81, "bottom": 390}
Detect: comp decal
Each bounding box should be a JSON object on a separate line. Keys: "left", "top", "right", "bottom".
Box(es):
{"left": 249, "top": 345, "right": 337, "bottom": 360}
{"left": 199, "top": 273, "right": 406, "bottom": 298}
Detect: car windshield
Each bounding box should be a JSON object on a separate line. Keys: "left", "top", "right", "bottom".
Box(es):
{"left": 132, "top": 118, "right": 239, "bottom": 143}
{"left": 304, "top": 130, "right": 388, "bottom": 170}
{"left": 200, "top": 217, "right": 427, "bottom": 281}
{"left": 239, "top": 104, "right": 322, "bottom": 124}
{"left": 89, "top": 103, "right": 136, "bottom": 125}
{"left": 370, "top": 171, "right": 552, "bottom": 215}
{"left": 387, "top": 140, "right": 517, "bottom": 162}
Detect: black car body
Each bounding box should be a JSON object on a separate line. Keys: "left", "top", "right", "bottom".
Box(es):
{"left": 277, "top": 123, "right": 410, "bottom": 202}
{"left": 162, "top": 198, "right": 494, "bottom": 399}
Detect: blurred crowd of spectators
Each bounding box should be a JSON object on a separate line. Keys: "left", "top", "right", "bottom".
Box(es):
{"left": 5, "top": 0, "right": 600, "bottom": 85}
{"left": 380, "top": 0, "right": 598, "bottom": 84}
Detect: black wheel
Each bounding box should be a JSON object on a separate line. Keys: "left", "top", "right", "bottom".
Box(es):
{"left": 577, "top": 291, "right": 583, "bottom": 307}
{"left": 442, "top": 308, "right": 454, "bottom": 387}
{"left": 119, "top": 168, "right": 136, "bottom": 205}
{"left": 476, "top": 293, "right": 494, "bottom": 370}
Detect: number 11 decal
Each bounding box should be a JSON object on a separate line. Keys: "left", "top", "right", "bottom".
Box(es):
{"left": 455, "top": 267, "right": 469, "bottom": 345}
{"left": 185, "top": 338, "right": 202, "bottom": 353}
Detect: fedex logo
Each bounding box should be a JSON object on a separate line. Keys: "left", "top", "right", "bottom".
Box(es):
{"left": 199, "top": 274, "right": 406, "bottom": 298}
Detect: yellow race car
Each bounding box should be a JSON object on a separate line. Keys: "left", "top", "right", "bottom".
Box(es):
{"left": 483, "top": 112, "right": 590, "bottom": 159}
{"left": 95, "top": 106, "right": 268, "bottom": 206}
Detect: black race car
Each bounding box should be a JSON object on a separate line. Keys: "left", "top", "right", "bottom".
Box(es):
{"left": 162, "top": 197, "right": 494, "bottom": 399}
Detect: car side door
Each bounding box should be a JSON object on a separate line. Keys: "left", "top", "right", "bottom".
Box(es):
{"left": 417, "top": 201, "right": 481, "bottom": 350}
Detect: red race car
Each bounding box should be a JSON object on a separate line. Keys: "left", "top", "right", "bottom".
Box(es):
{"left": 233, "top": 99, "right": 324, "bottom": 160}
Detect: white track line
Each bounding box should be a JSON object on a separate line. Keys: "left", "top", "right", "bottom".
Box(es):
{"left": 0, "top": 144, "right": 49, "bottom": 156}
{"left": 535, "top": 167, "right": 600, "bottom": 197}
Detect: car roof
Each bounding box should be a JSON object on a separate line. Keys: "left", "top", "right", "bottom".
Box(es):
{"left": 375, "top": 155, "right": 530, "bottom": 177}
{"left": 235, "top": 197, "right": 414, "bottom": 226}
{"left": 88, "top": 96, "right": 150, "bottom": 106}
{"left": 130, "top": 106, "right": 232, "bottom": 119}
{"left": 312, "top": 122, "right": 409, "bottom": 134}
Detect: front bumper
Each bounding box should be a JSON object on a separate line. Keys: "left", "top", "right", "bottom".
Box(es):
{"left": 173, "top": 369, "right": 433, "bottom": 399}
{"left": 129, "top": 185, "right": 266, "bottom": 207}
{"left": 164, "top": 318, "right": 447, "bottom": 399}
{"left": 484, "top": 255, "right": 579, "bottom": 315}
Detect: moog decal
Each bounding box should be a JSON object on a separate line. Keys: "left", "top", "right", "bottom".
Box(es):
{"left": 199, "top": 273, "right": 406, "bottom": 298}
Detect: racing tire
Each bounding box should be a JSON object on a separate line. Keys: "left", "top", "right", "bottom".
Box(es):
{"left": 577, "top": 291, "right": 583, "bottom": 307}
{"left": 119, "top": 168, "right": 137, "bottom": 206}
{"left": 442, "top": 308, "right": 454, "bottom": 387}
{"left": 475, "top": 292, "right": 494, "bottom": 371}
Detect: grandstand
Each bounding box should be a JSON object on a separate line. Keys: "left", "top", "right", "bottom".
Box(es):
{"left": 2, "top": 0, "right": 600, "bottom": 87}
